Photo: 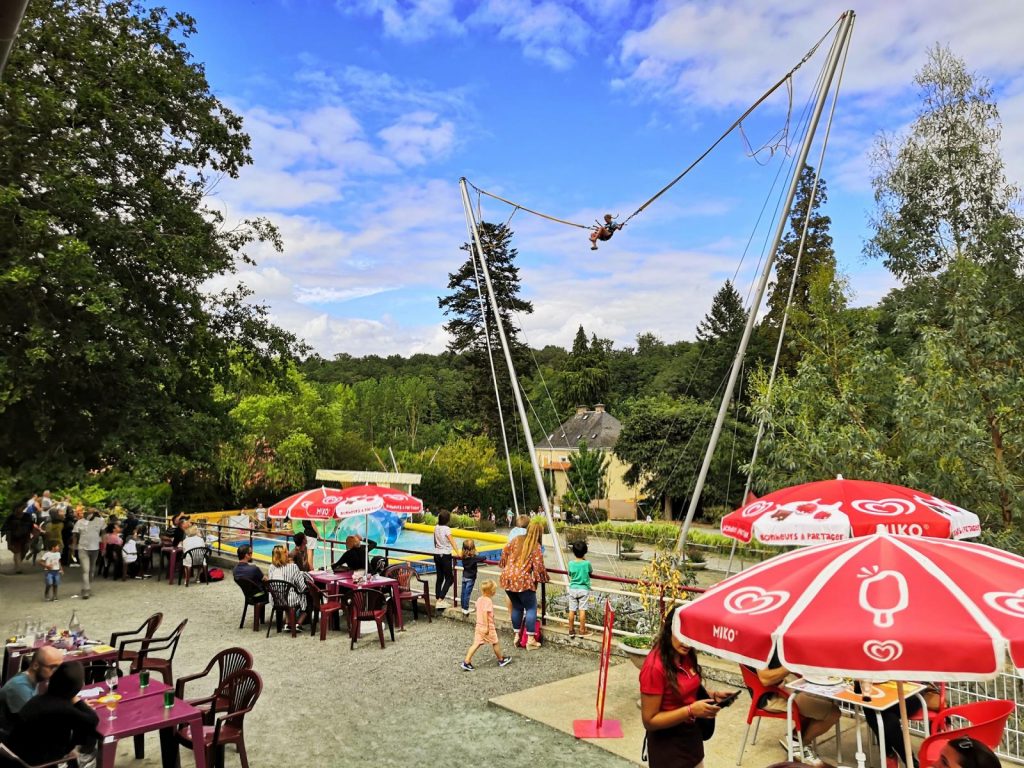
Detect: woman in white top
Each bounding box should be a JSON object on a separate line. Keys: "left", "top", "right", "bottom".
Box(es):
{"left": 73, "top": 509, "right": 105, "bottom": 599}
{"left": 268, "top": 544, "right": 309, "bottom": 619}
{"left": 180, "top": 525, "right": 206, "bottom": 566}
{"left": 432, "top": 509, "right": 458, "bottom": 609}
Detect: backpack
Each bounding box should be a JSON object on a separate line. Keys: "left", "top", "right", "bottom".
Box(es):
{"left": 368, "top": 555, "right": 388, "bottom": 576}
{"left": 207, "top": 567, "right": 225, "bottom": 582}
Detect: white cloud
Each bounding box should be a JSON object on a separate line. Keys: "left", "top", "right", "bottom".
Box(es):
{"left": 341, "top": 0, "right": 464, "bottom": 42}
{"left": 469, "top": 0, "right": 591, "bottom": 70}
{"left": 378, "top": 111, "right": 456, "bottom": 165}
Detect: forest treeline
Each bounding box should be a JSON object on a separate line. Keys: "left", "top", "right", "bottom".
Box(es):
{"left": 1, "top": 3, "right": 1021, "bottom": 549}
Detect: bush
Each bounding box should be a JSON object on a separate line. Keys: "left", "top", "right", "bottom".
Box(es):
{"left": 476, "top": 518, "right": 496, "bottom": 533}
{"left": 702, "top": 505, "right": 732, "bottom": 525}
{"left": 450, "top": 513, "right": 475, "bottom": 530}
{"left": 563, "top": 527, "right": 588, "bottom": 546}
{"left": 411, "top": 513, "right": 424, "bottom": 524}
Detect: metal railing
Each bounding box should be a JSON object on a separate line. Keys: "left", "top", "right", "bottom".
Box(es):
{"left": 143, "top": 514, "right": 1024, "bottom": 763}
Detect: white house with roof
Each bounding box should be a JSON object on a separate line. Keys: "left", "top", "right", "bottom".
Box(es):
{"left": 534, "top": 404, "right": 639, "bottom": 521}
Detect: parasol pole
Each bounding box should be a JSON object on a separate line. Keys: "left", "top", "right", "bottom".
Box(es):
{"left": 459, "top": 177, "right": 569, "bottom": 582}
{"left": 897, "top": 682, "right": 914, "bottom": 768}
{"left": 675, "top": 10, "right": 856, "bottom": 556}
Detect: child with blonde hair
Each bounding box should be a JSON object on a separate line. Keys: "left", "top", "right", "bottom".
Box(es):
{"left": 460, "top": 580, "right": 511, "bottom": 671}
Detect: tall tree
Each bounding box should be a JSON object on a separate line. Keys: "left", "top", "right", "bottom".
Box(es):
{"left": 685, "top": 280, "right": 747, "bottom": 401}
{"left": 554, "top": 325, "right": 611, "bottom": 415}
{"left": 764, "top": 164, "right": 836, "bottom": 329}
{"left": 868, "top": 46, "right": 1024, "bottom": 529}
{"left": 867, "top": 45, "right": 1021, "bottom": 279}
{"left": 615, "top": 395, "right": 753, "bottom": 520}
{"left": 439, "top": 221, "right": 532, "bottom": 435}
{"left": 562, "top": 440, "right": 610, "bottom": 518}
{"left": 0, "top": 0, "right": 298, "bottom": 489}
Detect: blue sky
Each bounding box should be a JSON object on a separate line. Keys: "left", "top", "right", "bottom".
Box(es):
{"left": 181, "top": 0, "right": 1024, "bottom": 357}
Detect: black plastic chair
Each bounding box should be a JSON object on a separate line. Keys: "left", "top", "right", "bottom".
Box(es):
{"left": 265, "top": 579, "right": 307, "bottom": 638}
{"left": 179, "top": 545, "right": 209, "bottom": 587}
{"left": 233, "top": 577, "right": 268, "bottom": 632}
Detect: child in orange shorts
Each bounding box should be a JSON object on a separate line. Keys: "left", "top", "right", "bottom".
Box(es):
{"left": 460, "top": 580, "right": 511, "bottom": 670}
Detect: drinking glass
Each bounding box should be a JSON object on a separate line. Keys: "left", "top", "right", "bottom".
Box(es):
{"left": 102, "top": 694, "right": 121, "bottom": 721}
{"left": 105, "top": 667, "right": 119, "bottom": 692}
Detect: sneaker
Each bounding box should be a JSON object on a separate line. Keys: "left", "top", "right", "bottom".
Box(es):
{"left": 498, "top": 656, "right": 512, "bottom": 667}
{"left": 780, "top": 736, "right": 802, "bottom": 754}
{"left": 70, "top": 563, "right": 81, "bottom": 568}
{"left": 459, "top": 661, "right": 474, "bottom": 671}
{"left": 800, "top": 746, "right": 823, "bottom": 767}
{"left": 526, "top": 637, "right": 541, "bottom": 651}
{"left": 435, "top": 600, "right": 448, "bottom": 610}
{"left": 462, "top": 609, "right": 470, "bottom": 616}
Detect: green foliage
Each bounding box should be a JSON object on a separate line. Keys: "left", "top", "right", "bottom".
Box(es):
{"left": 562, "top": 440, "right": 610, "bottom": 513}
{"left": 405, "top": 436, "right": 510, "bottom": 511}
{"left": 54, "top": 479, "right": 171, "bottom": 515}
{"left": 765, "top": 165, "right": 836, "bottom": 337}
{"left": 0, "top": 0, "right": 299, "bottom": 494}
{"left": 615, "top": 395, "right": 754, "bottom": 516}
{"left": 439, "top": 221, "right": 532, "bottom": 435}
{"left": 552, "top": 326, "right": 612, "bottom": 414}
{"left": 689, "top": 280, "right": 747, "bottom": 401}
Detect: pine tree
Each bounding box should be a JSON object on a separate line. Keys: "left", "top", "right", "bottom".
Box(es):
{"left": 764, "top": 164, "right": 836, "bottom": 329}
{"left": 688, "top": 280, "right": 746, "bottom": 401}
{"left": 438, "top": 221, "right": 532, "bottom": 435}
{"left": 554, "top": 325, "right": 611, "bottom": 415}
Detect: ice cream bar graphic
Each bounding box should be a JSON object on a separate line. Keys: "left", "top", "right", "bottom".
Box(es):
{"left": 858, "top": 568, "right": 909, "bottom": 628}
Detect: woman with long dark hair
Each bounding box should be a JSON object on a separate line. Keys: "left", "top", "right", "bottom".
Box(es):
{"left": 639, "top": 605, "right": 733, "bottom": 768}
{"left": 433, "top": 510, "right": 458, "bottom": 609}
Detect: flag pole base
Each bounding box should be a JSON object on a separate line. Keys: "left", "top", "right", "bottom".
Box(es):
{"left": 573, "top": 719, "right": 623, "bottom": 739}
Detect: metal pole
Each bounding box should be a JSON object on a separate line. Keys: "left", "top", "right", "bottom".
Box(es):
{"left": 675, "top": 11, "right": 856, "bottom": 555}
{"left": 0, "top": 0, "right": 29, "bottom": 81}
{"left": 459, "top": 178, "right": 569, "bottom": 581}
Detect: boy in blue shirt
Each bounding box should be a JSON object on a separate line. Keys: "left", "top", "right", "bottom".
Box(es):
{"left": 567, "top": 540, "right": 593, "bottom": 638}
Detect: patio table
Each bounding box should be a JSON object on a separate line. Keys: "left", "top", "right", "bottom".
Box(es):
{"left": 310, "top": 570, "right": 404, "bottom": 632}
{"left": 3, "top": 641, "right": 119, "bottom": 684}
{"left": 94, "top": 692, "right": 207, "bottom": 768}
{"left": 161, "top": 545, "right": 183, "bottom": 584}
{"left": 785, "top": 678, "right": 927, "bottom": 767}
{"left": 83, "top": 673, "right": 170, "bottom": 760}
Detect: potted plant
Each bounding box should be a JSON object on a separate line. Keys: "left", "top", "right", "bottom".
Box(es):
{"left": 684, "top": 546, "right": 707, "bottom": 570}
{"left": 618, "top": 537, "right": 642, "bottom": 561}
{"left": 617, "top": 552, "right": 695, "bottom": 668}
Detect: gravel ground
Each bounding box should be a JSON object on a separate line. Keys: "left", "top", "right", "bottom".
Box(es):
{"left": 0, "top": 549, "right": 635, "bottom": 768}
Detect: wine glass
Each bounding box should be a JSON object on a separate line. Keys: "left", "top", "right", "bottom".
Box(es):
{"left": 102, "top": 694, "right": 121, "bottom": 721}
{"left": 105, "top": 667, "right": 119, "bottom": 692}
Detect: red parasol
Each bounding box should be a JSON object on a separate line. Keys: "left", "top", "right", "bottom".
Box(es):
{"left": 720, "top": 476, "right": 981, "bottom": 546}
{"left": 267, "top": 487, "right": 344, "bottom": 520}
{"left": 675, "top": 529, "right": 1024, "bottom": 681}
{"left": 333, "top": 485, "right": 423, "bottom": 518}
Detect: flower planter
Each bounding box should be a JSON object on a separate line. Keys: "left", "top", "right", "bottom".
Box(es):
{"left": 617, "top": 640, "right": 652, "bottom": 670}
{"left": 618, "top": 551, "right": 643, "bottom": 561}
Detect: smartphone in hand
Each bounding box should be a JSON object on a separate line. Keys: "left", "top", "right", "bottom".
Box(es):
{"left": 716, "top": 690, "right": 741, "bottom": 708}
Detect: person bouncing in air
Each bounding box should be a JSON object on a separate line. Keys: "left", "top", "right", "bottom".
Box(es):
{"left": 589, "top": 213, "right": 620, "bottom": 250}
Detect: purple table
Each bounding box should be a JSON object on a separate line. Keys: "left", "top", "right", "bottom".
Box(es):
{"left": 95, "top": 694, "right": 207, "bottom": 768}
{"left": 3, "top": 641, "right": 119, "bottom": 684}
{"left": 310, "top": 571, "right": 404, "bottom": 632}
{"left": 162, "top": 546, "right": 182, "bottom": 585}
{"left": 84, "top": 672, "right": 169, "bottom": 703}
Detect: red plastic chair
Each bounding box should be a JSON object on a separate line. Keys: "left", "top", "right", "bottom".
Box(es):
{"left": 909, "top": 682, "right": 946, "bottom": 736}
{"left": 0, "top": 744, "right": 80, "bottom": 768}
{"left": 174, "top": 647, "right": 254, "bottom": 722}
{"left": 384, "top": 562, "right": 432, "bottom": 622}
{"left": 736, "top": 665, "right": 803, "bottom": 765}
{"left": 918, "top": 699, "right": 1013, "bottom": 767}
{"left": 349, "top": 588, "right": 394, "bottom": 649}
{"left": 307, "top": 580, "right": 349, "bottom": 641}
{"left": 110, "top": 612, "right": 163, "bottom": 669}
{"left": 124, "top": 618, "right": 188, "bottom": 685}
{"left": 175, "top": 669, "right": 262, "bottom": 768}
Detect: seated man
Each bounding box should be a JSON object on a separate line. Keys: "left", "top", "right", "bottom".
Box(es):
{"left": 1, "top": 661, "right": 99, "bottom": 765}
{"left": 0, "top": 647, "right": 63, "bottom": 738}
{"left": 331, "top": 535, "right": 378, "bottom": 572}
{"left": 233, "top": 544, "right": 264, "bottom": 583}
{"left": 755, "top": 655, "right": 841, "bottom": 767}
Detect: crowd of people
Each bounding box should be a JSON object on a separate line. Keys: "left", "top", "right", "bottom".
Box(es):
{"left": 1, "top": 494, "right": 170, "bottom": 600}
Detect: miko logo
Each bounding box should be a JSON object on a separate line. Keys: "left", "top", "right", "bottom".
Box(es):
{"left": 858, "top": 566, "right": 909, "bottom": 628}
{"left": 723, "top": 586, "right": 789, "bottom": 616}
{"left": 850, "top": 498, "right": 915, "bottom": 517}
